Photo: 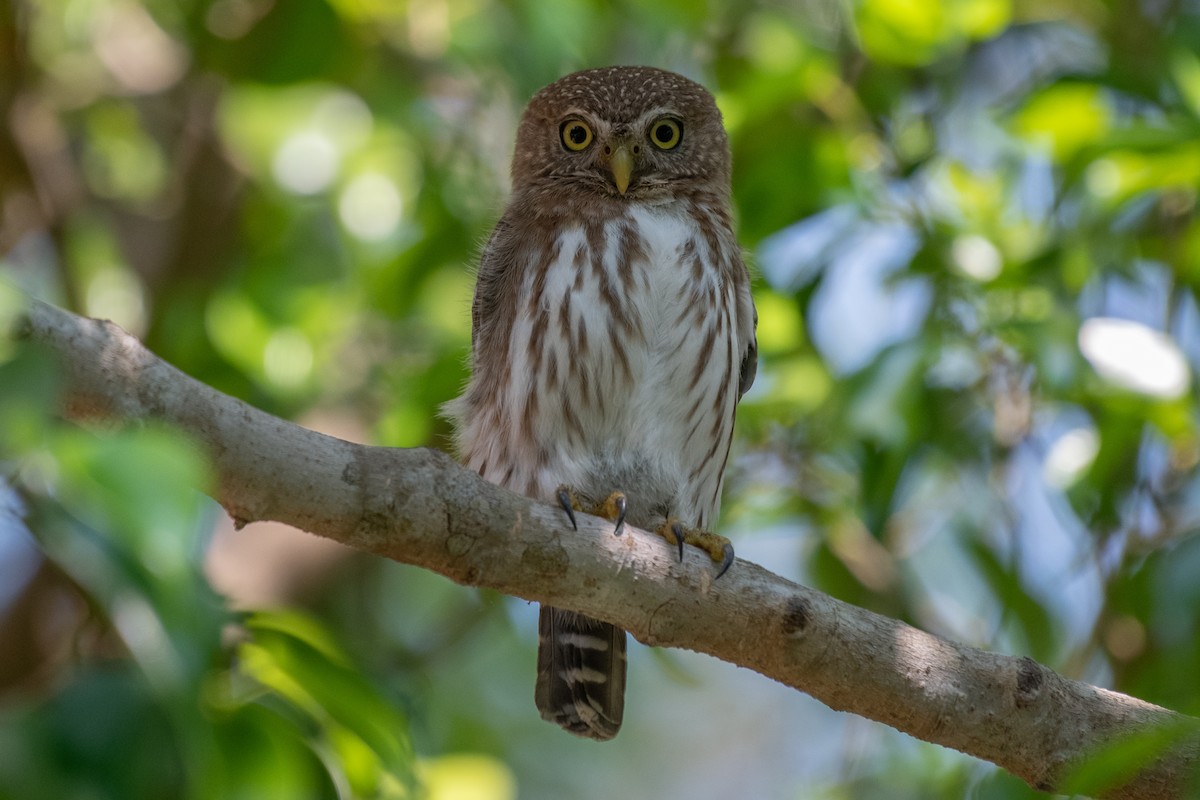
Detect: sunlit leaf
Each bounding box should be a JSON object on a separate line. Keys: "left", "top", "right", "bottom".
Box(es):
{"left": 854, "top": 0, "right": 951, "bottom": 65}
{"left": 421, "top": 753, "right": 516, "bottom": 800}
{"left": 239, "top": 610, "right": 418, "bottom": 795}
{"left": 1013, "top": 83, "right": 1112, "bottom": 162}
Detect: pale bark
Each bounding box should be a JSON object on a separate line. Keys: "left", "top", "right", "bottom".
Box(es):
{"left": 14, "top": 296, "right": 1200, "bottom": 798}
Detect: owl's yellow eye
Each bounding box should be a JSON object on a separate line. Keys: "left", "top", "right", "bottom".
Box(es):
{"left": 560, "top": 120, "right": 593, "bottom": 151}
{"left": 649, "top": 118, "right": 682, "bottom": 150}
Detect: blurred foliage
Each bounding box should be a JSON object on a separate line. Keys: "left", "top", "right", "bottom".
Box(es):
{"left": 0, "top": 331, "right": 417, "bottom": 799}
{"left": 3, "top": 0, "right": 1200, "bottom": 797}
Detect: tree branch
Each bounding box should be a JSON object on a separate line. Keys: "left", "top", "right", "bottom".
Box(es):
{"left": 15, "top": 295, "right": 1200, "bottom": 799}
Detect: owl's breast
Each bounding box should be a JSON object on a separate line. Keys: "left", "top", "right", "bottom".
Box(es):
{"left": 450, "top": 202, "right": 742, "bottom": 527}
{"left": 539, "top": 205, "right": 739, "bottom": 517}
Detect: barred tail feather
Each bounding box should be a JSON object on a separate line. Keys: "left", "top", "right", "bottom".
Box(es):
{"left": 535, "top": 605, "right": 626, "bottom": 740}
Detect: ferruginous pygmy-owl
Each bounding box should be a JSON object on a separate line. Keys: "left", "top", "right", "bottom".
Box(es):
{"left": 445, "top": 66, "right": 757, "bottom": 740}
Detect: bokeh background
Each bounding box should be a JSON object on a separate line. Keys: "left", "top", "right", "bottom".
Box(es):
{"left": 3, "top": 0, "right": 1200, "bottom": 798}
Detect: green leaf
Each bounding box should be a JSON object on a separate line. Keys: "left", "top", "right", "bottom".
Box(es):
{"left": 239, "top": 610, "right": 418, "bottom": 796}
{"left": 1059, "top": 718, "right": 1200, "bottom": 796}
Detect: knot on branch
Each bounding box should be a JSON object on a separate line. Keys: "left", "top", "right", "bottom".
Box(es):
{"left": 781, "top": 595, "right": 810, "bottom": 636}
{"left": 1015, "top": 656, "right": 1044, "bottom": 708}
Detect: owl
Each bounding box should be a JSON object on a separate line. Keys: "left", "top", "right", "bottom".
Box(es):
{"left": 446, "top": 66, "right": 757, "bottom": 740}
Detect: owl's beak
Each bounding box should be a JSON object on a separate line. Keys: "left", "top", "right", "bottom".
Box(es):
{"left": 609, "top": 145, "right": 634, "bottom": 195}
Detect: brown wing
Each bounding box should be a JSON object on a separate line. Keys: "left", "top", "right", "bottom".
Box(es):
{"left": 469, "top": 216, "right": 517, "bottom": 354}
{"left": 734, "top": 254, "right": 758, "bottom": 400}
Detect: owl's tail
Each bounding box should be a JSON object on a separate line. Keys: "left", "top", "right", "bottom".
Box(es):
{"left": 535, "top": 605, "right": 627, "bottom": 740}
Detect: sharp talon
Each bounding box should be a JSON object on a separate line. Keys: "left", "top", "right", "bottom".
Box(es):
{"left": 557, "top": 488, "right": 578, "bottom": 531}
{"left": 672, "top": 522, "right": 685, "bottom": 562}
{"left": 613, "top": 494, "right": 627, "bottom": 537}
{"left": 716, "top": 543, "right": 735, "bottom": 580}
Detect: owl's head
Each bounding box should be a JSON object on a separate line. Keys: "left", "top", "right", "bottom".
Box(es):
{"left": 511, "top": 66, "right": 731, "bottom": 202}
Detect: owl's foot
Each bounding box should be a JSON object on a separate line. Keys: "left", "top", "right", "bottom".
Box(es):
{"left": 556, "top": 485, "right": 582, "bottom": 531}
{"left": 658, "top": 519, "right": 735, "bottom": 580}
{"left": 593, "top": 491, "right": 628, "bottom": 536}
{"left": 555, "top": 486, "right": 627, "bottom": 537}
{"left": 554, "top": 489, "right": 731, "bottom": 575}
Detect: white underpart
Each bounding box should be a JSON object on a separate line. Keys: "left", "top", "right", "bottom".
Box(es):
{"left": 473, "top": 200, "right": 742, "bottom": 529}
